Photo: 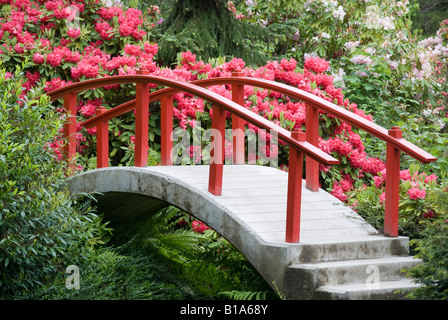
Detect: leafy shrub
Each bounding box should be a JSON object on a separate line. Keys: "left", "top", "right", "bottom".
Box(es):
{"left": 0, "top": 66, "right": 110, "bottom": 297}
{"left": 404, "top": 181, "right": 448, "bottom": 300}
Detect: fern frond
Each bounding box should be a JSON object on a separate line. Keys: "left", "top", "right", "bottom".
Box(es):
{"left": 218, "top": 290, "right": 270, "bottom": 300}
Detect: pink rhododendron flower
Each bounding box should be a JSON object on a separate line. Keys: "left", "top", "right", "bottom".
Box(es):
{"left": 80, "top": 102, "right": 97, "bottom": 117}
{"left": 67, "top": 28, "right": 81, "bottom": 39}
{"left": 33, "top": 52, "right": 45, "bottom": 64}
{"left": 304, "top": 56, "right": 330, "bottom": 73}
{"left": 379, "top": 192, "right": 386, "bottom": 204}
{"left": 143, "top": 42, "right": 158, "bottom": 56}
{"left": 407, "top": 187, "right": 426, "bottom": 200}
{"left": 330, "top": 182, "right": 347, "bottom": 202}
{"left": 124, "top": 44, "right": 141, "bottom": 56}
{"left": 46, "top": 51, "right": 62, "bottom": 67}
{"left": 280, "top": 58, "right": 297, "bottom": 71}
{"left": 192, "top": 220, "right": 210, "bottom": 233}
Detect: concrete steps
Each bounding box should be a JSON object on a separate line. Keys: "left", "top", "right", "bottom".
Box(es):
{"left": 316, "top": 278, "right": 420, "bottom": 300}
{"left": 285, "top": 237, "right": 421, "bottom": 300}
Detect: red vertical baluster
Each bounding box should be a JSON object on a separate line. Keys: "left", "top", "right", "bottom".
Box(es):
{"left": 161, "top": 95, "right": 173, "bottom": 166}
{"left": 305, "top": 103, "right": 319, "bottom": 192}
{"left": 384, "top": 126, "right": 402, "bottom": 237}
{"left": 134, "top": 68, "right": 150, "bottom": 167}
{"left": 63, "top": 92, "right": 77, "bottom": 173}
{"left": 231, "top": 69, "right": 245, "bottom": 164}
{"left": 208, "top": 105, "right": 225, "bottom": 196}
{"left": 96, "top": 106, "right": 109, "bottom": 168}
{"left": 285, "top": 130, "right": 305, "bottom": 243}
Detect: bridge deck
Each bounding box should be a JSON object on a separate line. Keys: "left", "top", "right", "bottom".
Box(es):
{"left": 146, "top": 165, "right": 378, "bottom": 244}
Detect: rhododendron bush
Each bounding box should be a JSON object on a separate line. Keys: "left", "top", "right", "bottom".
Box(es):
{"left": 0, "top": 0, "right": 445, "bottom": 236}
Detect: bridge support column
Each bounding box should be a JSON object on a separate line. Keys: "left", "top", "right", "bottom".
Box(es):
{"left": 135, "top": 68, "right": 150, "bottom": 167}
{"left": 306, "top": 103, "right": 320, "bottom": 192}
{"left": 208, "top": 105, "right": 225, "bottom": 196}
{"left": 232, "top": 69, "right": 245, "bottom": 165}
{"left": 286, "top": 130, "right": 306, "bottom": 243}
{"left": 384, "top": 126, "right": 402, "bottom": 237}
{"left": 96, "top": 106, "right": 109, "bottom": 168}
{"left": 161, "top": 95, "right": 173, "bottom": 165}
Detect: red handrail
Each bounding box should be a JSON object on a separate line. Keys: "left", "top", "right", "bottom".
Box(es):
{"left": 47, "top": 69, "right": 339, "bottom": 243}
{"left": 47, "top": 68, "right": 437, "bottom": 241}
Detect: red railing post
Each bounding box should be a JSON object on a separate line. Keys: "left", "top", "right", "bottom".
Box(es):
{"left": 161, "top": 95, "right": 173, "bottom": 165}
{"left": 208, "top": 104, "right": 226, "bottom": 196}
{"left": 305, "top": 103, "right": 320, "bottom": 192}
{"left": 231, "top": 69, "right": 245, "bottom": 164}
{"left": 134, "top": 68, "right": 150, "bottom": 167}
{"left": 384, "top": 126, "right": 402, "bottom": 237}
{"left": 285, "top": 130, "right": 306, "bottom": 243}
{"left": 96, "top": 106, "right": 109, "bottom": 168}
{"left": 63, "top": 92, "right": 77, "bottom": 171}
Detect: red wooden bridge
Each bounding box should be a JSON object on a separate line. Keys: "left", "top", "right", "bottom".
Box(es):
{"left": 47, "top": 68, "right": 436, "bottom": 299}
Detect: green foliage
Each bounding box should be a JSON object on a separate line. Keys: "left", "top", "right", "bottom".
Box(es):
{"left": 110, "top": 206, "right": 279, "bottom": 300}
{"left": 412, "top": 0, "right": 448, "bottom": 36}
{"left": 157, "top": 0, "right": 267, "bottom": 66}
{"left": 0, "top": 66, "right": 111, "bottom": 297}
{"left": 405, "top": 180, "right": 448, "bottom": 300}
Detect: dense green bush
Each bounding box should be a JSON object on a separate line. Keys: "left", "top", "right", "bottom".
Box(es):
{"left": 404, "top": 182, "right": 448, "bottom": 299}
{"left": 0, "top": 66, "right": 111, "bottom": 297}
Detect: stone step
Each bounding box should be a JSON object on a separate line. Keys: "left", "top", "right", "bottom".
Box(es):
{"left": 315, "top": 278, "right": 421, "bottom": 300}
{"left": 292, "top": 236, "right": 411, "bottom": 263}
{"left": 288, "top": 256, "right": 421, "bottom": 287}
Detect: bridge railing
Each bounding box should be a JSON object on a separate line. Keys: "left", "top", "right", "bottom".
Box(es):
{"left": 47, "top": 68, "right": 436, "bottom": 242}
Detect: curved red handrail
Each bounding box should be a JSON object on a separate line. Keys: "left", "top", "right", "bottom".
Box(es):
{"left": 49, "top": 75, "right": 436, "bottom": 164}
{"left": 46, "top": 71, "right": 438, "bottom": 242}
{"left": 47, "top": 74, "right": 338, "bottom": 165}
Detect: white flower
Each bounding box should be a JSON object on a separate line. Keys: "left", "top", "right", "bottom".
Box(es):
{"left": 321, "top": 32, "right": 330, "bottom": 39}
{"left": 423, "top": 109, "right": 432, "bottom": 117}
{"left": 436, "top": 119, "right": 445, "bottom": 129}
{"left": 332, "top": 67, "right": 346, "bottom": 86}
{"left": 344, "top": 41, "right": 360, "bottom": 50}
{"left": 351, "top": 55, "right": 373, "bottom": 66}
{"left": 380, "top": 17, "right": 395, "bottom": 30}
{"left": 388, "top": 60, "right": 398, "bottom": 70}
{"left": 333, "top": 6, "right": 346, "bottom": 20}
{"left": 364, "top": 5, "right": 381, "bottom": 29}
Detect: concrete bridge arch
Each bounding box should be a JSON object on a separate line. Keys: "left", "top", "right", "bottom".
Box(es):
{"left": 67, "top": 165, "right": 419, "bottom": 300}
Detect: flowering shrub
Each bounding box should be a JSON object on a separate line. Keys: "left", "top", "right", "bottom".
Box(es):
{"left": 236, "top": 0, "right": 448, "bottom": 136}
{"left": 1, "top": 0, "right": 446, "bottom": 240}
{"left": 234, "top": 0, "right": 448, "bottom": 237}
{"left": 348, "top": 164, "right": 443, "bottom": 238}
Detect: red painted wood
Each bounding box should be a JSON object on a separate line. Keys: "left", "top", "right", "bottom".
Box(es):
{"left": 384, "top": 127, "right": 402, "bottom": 237}
{"left": 50, "top": 75, "right": 435, "bottom": 164}
{"left": 286, "top": 130, "right": 306, "bottom": 243}
{"left": 231, "top": 69, "right": 245, "bottom": 164}
{"left": 63, "top": 92, "right": 77, "bottom": 171}
{"left": 46, "top": 75, "right": 338, "bottom": 165}
{"left": 48, "top": 74, "right": 438, "bottom": 242}
{"left": 305, "top": 103, "right": 320, "bottom": 192}
{"left": 161, "top": 95, "right": 173, "bottom": 165}
{"left": 134, "top": 68, "right": 150, "bottom": 167}
{"left": 96, "top": 106, "right": 109, "bottom": 168}
{"left": 208, "top": 105, "right": 226, "bottom": 196}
